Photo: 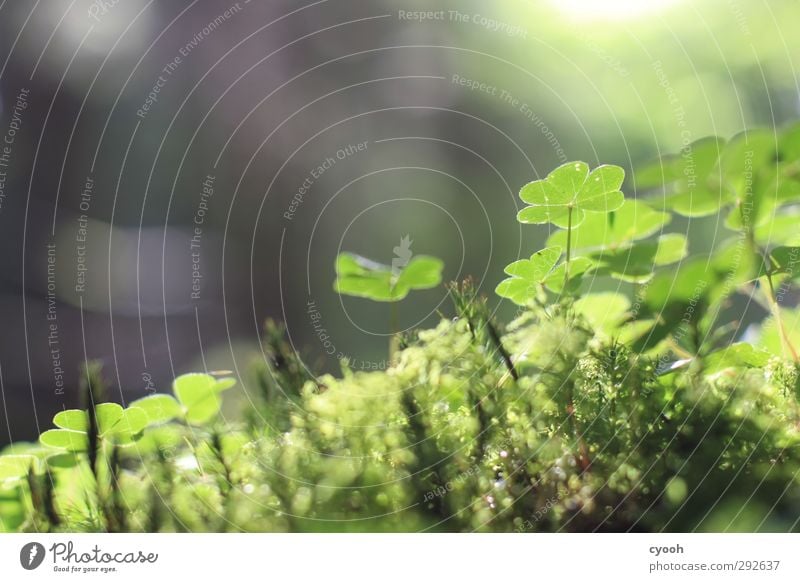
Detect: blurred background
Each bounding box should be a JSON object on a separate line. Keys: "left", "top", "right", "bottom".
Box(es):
{"left": 0, "top": 0, "right": 798, "bottom": 445}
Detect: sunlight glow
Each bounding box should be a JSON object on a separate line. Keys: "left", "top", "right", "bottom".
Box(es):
{"left": 554, "top": 0, "right": 681, "bottom": 21}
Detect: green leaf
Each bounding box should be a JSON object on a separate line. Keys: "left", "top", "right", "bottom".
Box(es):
{"left": 39, "top": 429, "right": 88, "bottom": 452}
{"left": 95, "top": 403, "right": 124, "bottom": 437}
{"left": 214, "top": 377, "right": 237, "bottom": 392}
{"left": 333, "top": 253, "right": 396, "bottom": 301}
{"left": 754, "top": 209, "right": 800, "bottom": 246}
{"left": 132, "top": 425, "right": 185, "bottom": 454}
{"left": 53, "top": 409, "right": 89, "bottom": 432}
{"left": 495, "top": 278, "right": 536, "bottom": 305}
{"left": 0, "top": 455, "right": 37, "bottom": 480}
{"left": 106, "top": 407, "right": 148, "bottom": 443}
{"left": 173, "top": 373, "right": 222, "bottom": 425}
{"left": 637, "top": 137, "right": 728, "bottom": 217}
{"left": 653, "top": 233, "right": 689, "bottom": 265}
{"left": 592, "top": 234, "right": 688, "bottom": 283}
{"left": 185, "top": 394, "right": 221, "bottom": 425}
{"left": 637, "top": 136, "right": 725, "bottom": 189}
{"left": 718, "top": 130, "right": 777, "bottom": 195}
{"left": 544, "top": 256, "right": 595, "bottom": 293}
{"left": 334, "top": 252, "right": 443, "bottom": 302}
{"left": 644, "top": 258, "right": 714, "bottom": 313}
{"left": 495, "top": 246, "right": 561, "bottom": 305}
{"left": 517, "top": 205, "right": 575, "bottom": 228}
{"left": 547, "top": 200, "right": 671, "bottom": 252}
{"left": 661, "top": 189, "right": 726, "bottom": 217}
{"left": 778, "top": 121, "right": 800, "bottom": 161}
{"left": 576, "top": 165, "right": 625, "bottom": 211}
{"left": 196, "top": 432, "right": 250, "bottom": 468}
{"left": 710, "top": 238, "right": 763, "bottom": 289}
{"left": 547, "top": 161, "right": 590, "bottom": 195}
{"left": 394, "top": 256, "right": 444, "bottom": 291}
{"left": 518, "top": 162, "right": 625, "bottom": 227}
{"left": 45, "top": 454, "right": 79, "bottom": 469}
{"left": 704, "top": 343, "right": 771, "bottom": 374}
{"left": 769, "top": 246, "right": 800, "bottom": 279}
{"left": 758, "top": 308, "right": 800, "bottom": 358}
{"left": 130, "top": 394, "right": 182, "bottom": 425}
{"left": 573, "top": 293, "right": 631, "bottom": 337}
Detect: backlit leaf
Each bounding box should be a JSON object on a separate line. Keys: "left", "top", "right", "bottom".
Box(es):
{"left": 495, "top": 246, "right": 561, "bottom": 305}
{"left": 53, "top": 409, "right": 88, "bottom": 432}
{"left": 130, "top": 394, "right": 182, "bottom": 425}
{"left": 0, "top": 455, "right": 37, "bottom": 480}
{"left": 173, "top": 374, "right": 222, "bottom": 425}
{"left": 39, "top": 429, "right": 88, "bottom": 452}
{"left": 518, "top": 162, "right": 625, "bottom": 227}
{"left": 547, "top": 200, "right": 671, "bottom": 252}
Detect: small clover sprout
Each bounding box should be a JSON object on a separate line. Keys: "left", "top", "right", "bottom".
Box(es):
{"left": 495, "top": 246, "right": 561, "bottom": 305}
{"left": 170, "top": 373, "right": 236, "bottom": 425}
{"left": 40, "top": 403, "right": 148, "bottom": 451}
{"left": 334, "top": 252, "right": 443, "bottom": 302}
{"left": 37, "top": 374, "right": 237, "bottom": 455}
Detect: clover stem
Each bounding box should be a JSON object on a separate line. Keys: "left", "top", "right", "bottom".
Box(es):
{"left": 564, "top": 205, "right": 573, "bottom": 292}
{"left": 389, "top": 301, "right": 399, "bottom": 359}
{"left": 764, "top": 270, "right": 799, "bottom": 362}
{"left": 738, "top": 200, "right": 799, "bottom": 361}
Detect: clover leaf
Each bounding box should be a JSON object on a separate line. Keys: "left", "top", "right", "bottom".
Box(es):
{"left": 172, "top": 373, "right": 236, "bottom": 425}
{"left": 573, "top": 292, "right": 631, "bottom": 338}
{"left": 40, "top": 403, "right": 149, "bottom": 451}
{"left": 130, "top": 394, "right": 183, "bottom": 425}
{"left": 542, "top": 256, "right": 595, "bottom": 293}
{"left": 636, "top": 130, "right": 798, "bottom": 225}
{"left": 704, "top": 343, "right": 772, "bottom": 375}
{"left": 759, "top": 308, "right": 800, "bottom": 358}
{"left": 495, "top": 246, "right": 561, "bottom": 305}
{"left": 0, "top": 443, "right": 75, "bottom": 478}
{"left": 0, "top": 455, "right": 38, "bottom": 480}
{"left": 754, "top": 210, "right": 800, "bottom": 246}
{"left": 517, "top": 162, "right": 625, "bottom": 228}
{"left": 334, "top": 252, "right": 443, "bottom": 302}
{"left": 591, "top": 233, "right": 688, "bottom": 283}
{"left": 635, "top": 136, "right": 727, "bottom": 217}
{"left": 546, "top": 200, "right": 670, "bottom": 252}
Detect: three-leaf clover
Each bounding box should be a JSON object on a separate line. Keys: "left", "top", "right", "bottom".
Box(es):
{"left": 517, "top": 162, "right": 625, "bottom": 228}
{"left": 131, "top": 373, "right": 236, "bottom": 426}
{"left": 170, "top": 373, "right": 236, "bottom": 425}
{"left": 334, "top": 252, "right": 443, "bottom": 302}
{"left": 495, "top": 247, "right": 562, "bottom": 305}
{"left": 39, "top": 403, "right": 148, "bottom": 451}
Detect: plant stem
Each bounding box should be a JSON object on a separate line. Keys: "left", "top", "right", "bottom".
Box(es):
{"left": 737, "top": 198, "right": 798, "bottom": 361}
{"left": 764, "top": 270, "right": 799, "bottom": 361}
{"left": 389, "top": 302, "right": 399, "bottom": 359}
{"left": 564, "top": 205, "right": 573, "bottom": 292}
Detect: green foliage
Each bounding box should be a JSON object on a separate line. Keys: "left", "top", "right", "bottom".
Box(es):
{"left": 333, "top": 252, "right": 443, "bottom": 302}
{"left": 518, "top": 162, "right": 624, "bottom": 227}
{"left": 3, "top": 136, "right": 800, "bottom": 533}
{"left": 172, "top": 373, "right": 235, "bottom": 425}
{"left": 635, "top": 126, "right": 800, "bottom": 232}
{"left": 495, "top": 246, "right": 561, "bottom": 304}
